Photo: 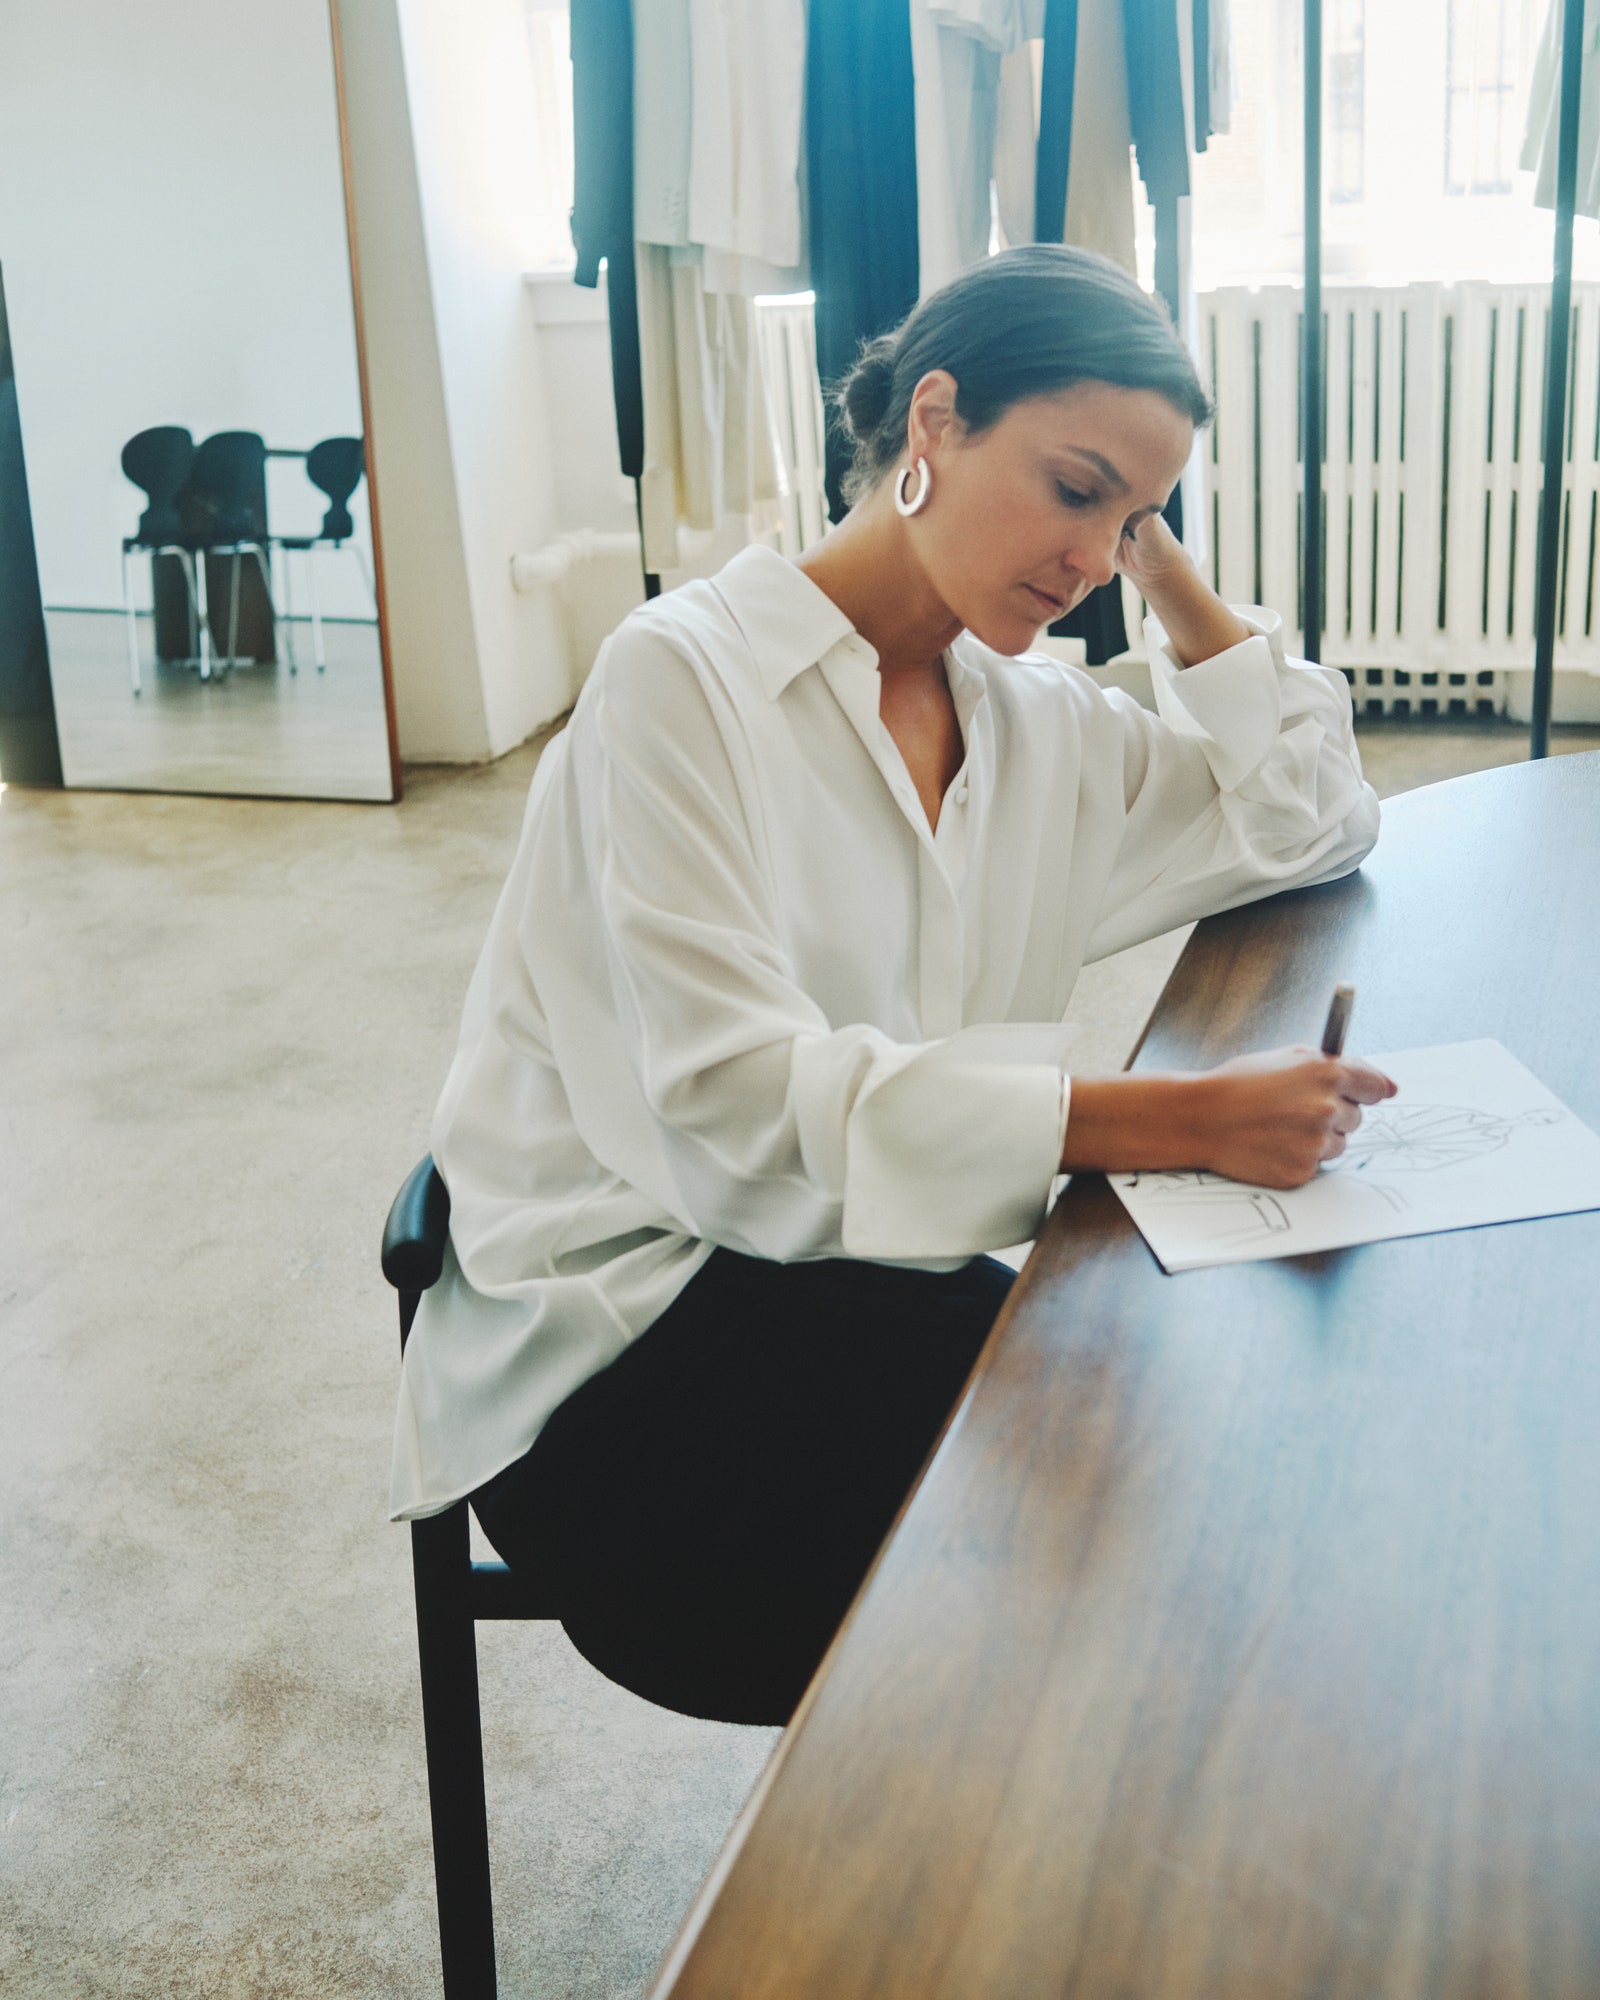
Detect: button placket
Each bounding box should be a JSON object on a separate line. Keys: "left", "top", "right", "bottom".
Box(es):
{"left": 917, "top": 850, "right": 965, "bottom": 1037}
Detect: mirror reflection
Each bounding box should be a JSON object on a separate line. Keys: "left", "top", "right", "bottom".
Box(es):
{"left": 0, "top": 0, "right": 396, "bottom": 801}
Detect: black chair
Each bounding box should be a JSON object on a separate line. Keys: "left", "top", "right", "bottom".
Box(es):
{"left": 119, "top": 426, "right": 199, "bottom": 695}
{"left": 185, "top": 430, "right": 279, "bottom": 676}
{"left": 274, "top": 436, "right": 371, "bottom": 674}
{"left": 382, "top": 1156, "right": 558, "bottom": 2000}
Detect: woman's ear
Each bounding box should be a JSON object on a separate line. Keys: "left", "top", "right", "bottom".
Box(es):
{"left": 906, "top": 370, "right": 961, "bottom": 460}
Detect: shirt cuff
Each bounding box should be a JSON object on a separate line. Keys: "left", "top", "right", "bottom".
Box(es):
{"left": 841, "top": 1054, "right": 1067, "bottom": 1261}
{"left": 1144, "top": 603, "right": 1286, "bottom": 793}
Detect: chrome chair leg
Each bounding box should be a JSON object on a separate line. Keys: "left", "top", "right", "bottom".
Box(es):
{"left": 122, "top": 545, "right": 142, "bottom": 696}
{"left": 352, "top": 541, "right": 377, "bottom": 612}
{"left": 224, "top": 550, "right": 246, "bottom": 673}
{"left": 178, "top": 551, "right": 202, "bottom": 663}
{"left": 196, "top": 550, "right": 212, "bottom": 680}
{"left": 308, "top": 546, "right": 326, "bottom": 673}
{"left": 248, "top": 544, "right": 278, "bottom": 671}
{"left": 275, "top": 544, "right": 298, "bottom": 674}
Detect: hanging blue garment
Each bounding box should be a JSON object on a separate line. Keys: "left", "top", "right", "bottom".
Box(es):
{"left": 1036, "top": 0, "right": 1188, "bottom": 260}
{"left": 806, "top": 0, "right": 921, "bottom": 521}
{"left": 1122, "top": 0, "right": 1190, "bottom": 209}
{"left": 1193, "top": 0, "right": 1212, "bottom": 150}
{"left": 571, "top": 0, "right": 645, "bottom": 481}
{"left": 1034, "top": 0, "right": 1078, "bottom": 242}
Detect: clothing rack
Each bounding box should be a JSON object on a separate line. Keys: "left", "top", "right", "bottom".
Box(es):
{"left": 1302, "top": 0, "right": 1323, "bottom": 666}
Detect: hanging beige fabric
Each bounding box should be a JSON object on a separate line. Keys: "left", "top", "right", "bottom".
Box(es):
{"left": 634, "top": 244, "right": 780, "bottom": 573}
{"left": 1062, "top": 0, "right": 1137, "bottom": 275}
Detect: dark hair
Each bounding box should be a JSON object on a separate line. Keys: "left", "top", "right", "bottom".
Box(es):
{"left": 833, "top": 245, "right": 1213, "bottom": 503}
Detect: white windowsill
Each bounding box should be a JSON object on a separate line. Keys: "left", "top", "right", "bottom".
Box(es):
{"left": 525, "top": 266, "right": 606, "bottom": 325}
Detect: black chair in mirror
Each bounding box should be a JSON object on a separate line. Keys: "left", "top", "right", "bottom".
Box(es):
{"left": 187, "top": 431, "right": 278, "bottom": 676}
{"left": 381, "top": 1156, "right": 557, "bottom": 2000}
{"left": 119, "top": 427, "right": 281, "bottom": 690}
{"left": 273, "top": 437, "right": 373, "bottom": 675}
{"left": 119, "top": 425, "right": 199, "bottom": 696}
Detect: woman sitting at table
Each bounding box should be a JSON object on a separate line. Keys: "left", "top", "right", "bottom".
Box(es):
{"left": 390, "top": 245, "right": 1391, "bottom": 1727}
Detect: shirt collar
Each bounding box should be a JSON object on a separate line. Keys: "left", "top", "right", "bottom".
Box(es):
{"left": 710, "top": 543, "right": 865, "bottom": 700}
{"left": 711, "top": 542, "right": 994, "bottom": 731}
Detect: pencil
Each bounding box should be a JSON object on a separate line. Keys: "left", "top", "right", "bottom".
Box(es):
{"left": 1320, "top": 982, "right": 1356, "bottom": 1057}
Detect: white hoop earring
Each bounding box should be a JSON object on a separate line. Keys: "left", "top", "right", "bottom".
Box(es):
{"left": 894, "top": 457, "right": 931, "bottom": 518}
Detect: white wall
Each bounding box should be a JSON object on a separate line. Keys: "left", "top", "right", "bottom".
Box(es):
{"left": 391, "top": 0, "right": 574, "bottom": 755}
{"left": 0, "top": 0, "right": 374, "bottom": 618}
{"left": 335, "top": 0, "right": 489, "bottom": 760}
{"left": 337, "top": 0, "right": 590, "bottom": 759}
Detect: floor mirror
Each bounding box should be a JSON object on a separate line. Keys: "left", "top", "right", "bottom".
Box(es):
{"left": 0, "top": 0, "right": 399, "bottom": 802}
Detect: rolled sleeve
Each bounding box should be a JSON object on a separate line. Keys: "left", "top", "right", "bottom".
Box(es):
{"left": 1146, "top": 606, "right": 1286, "bottom": 792}
{"left": 840, "top": 1044, "right": 1067, "bottom": 1260}
{"left": 1084, "top": 604, "right": 1380, "bottom": 958}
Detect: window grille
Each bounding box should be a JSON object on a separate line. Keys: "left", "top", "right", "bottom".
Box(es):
{"left": 1445, "top": 0, "right": 1522, "bottom": 197}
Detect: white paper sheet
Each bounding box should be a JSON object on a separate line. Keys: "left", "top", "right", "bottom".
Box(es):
{"left": 1108, "top": 1039, "right": 1600, "bottom": 1273}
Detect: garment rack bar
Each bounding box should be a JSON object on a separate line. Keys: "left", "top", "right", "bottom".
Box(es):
{"left": 1532, "top": 0, "right": 1586, "bottom": 759}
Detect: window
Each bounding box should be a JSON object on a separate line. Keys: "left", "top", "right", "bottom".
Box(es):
{"left": 1327, "top": 0, "right": 1366, "bottom": 204}
{"left": 522, "top": 0, "right": 576, "bottom": 270}
{"left": 1445, "top": 0, "right": 1520, "bottom": 195}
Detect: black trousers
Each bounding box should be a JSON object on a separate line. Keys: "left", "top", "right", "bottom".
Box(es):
{"left": 471, "top": 1247, "right": 1016, "bottom": 1726}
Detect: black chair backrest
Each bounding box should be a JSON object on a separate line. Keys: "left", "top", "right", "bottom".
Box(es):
{"left": 382, "top": 1156, "right": 451, "bottom": 1349}
{"left": 121, "top": 426, "right": 194, "bottom": 545}
{"left": 188, "top": 431, "right": 268, "bottom": 544}
{"left": 305, "top": 436, "right": 365, "bottom": 543}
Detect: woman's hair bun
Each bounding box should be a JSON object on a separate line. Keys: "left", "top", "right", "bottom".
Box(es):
{"left": 837, "top": 338, "right": 897, "bottom": 443}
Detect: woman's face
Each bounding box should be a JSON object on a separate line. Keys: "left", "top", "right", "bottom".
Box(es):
{"left": 902, "top": 374, "right": 1196, "bottom": 655}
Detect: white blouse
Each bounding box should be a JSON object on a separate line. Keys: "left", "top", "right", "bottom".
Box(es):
{"left": 390, "top": 544, "right": 1379, "bottom": 1519}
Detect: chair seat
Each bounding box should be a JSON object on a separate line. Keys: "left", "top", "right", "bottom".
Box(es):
{"left": 467, "top": 1555, "right": 560, "bottom": 1621}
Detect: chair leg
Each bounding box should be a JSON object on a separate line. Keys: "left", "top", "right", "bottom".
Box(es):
{"left": 225, "top": 551, "right": 243, "bottom": 672}
{"left": 308, "top": 545, "right": 326, "bottom": 672}
{"left": 122, "top": 546, "right": 142, "bottom": 695}
{"left": 352, "top": 540, "right": 377, "bottom": 611}
{"left": 278, "top": 545, "right": 298, "bottom": 674}
{"left": 196, "top": 551, "right": 212, "bottom": 680}
{"left": 411, "top": 1505, "right": 498, "bottom": 1999}
{"left": 172, "top": 549, "right": 202, "bottom": 664}
{"left": 250, "top": 545, "right": 280, "bottom": 671}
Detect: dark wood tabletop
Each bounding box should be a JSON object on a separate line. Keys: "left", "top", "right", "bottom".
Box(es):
{"left": 651, "top": 751, "right": 1600, "bottom": 2000}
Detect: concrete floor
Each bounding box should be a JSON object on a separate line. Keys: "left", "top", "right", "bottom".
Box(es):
{"left": 46, "top": 608, "right": 394, "bottom": 802}
{"left": 3, "top": 712, "right": 1596, "bottom": 1998}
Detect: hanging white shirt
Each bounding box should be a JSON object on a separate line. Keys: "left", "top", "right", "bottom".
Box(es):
{"left": 389, "top": 544, "right": 1379, "bottom": 1521}
{"left": 634, "top": 0, "right": 693, "bottom": 247}
{"left": 912, "top": 0, "right": 1044, "bottom": 295}
{"left": 686, "top": 0, "right": 809, "bottom": 281}
{"left": 1522, "top": 0, "right": 1600, "bottom": 219}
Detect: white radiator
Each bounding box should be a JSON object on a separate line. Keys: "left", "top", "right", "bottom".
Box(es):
{"left": 755, "top": 281, "right": 1600, "bottom": 718}
{"left": 1208, "top": 281, "right": 1600, "bottom": 717}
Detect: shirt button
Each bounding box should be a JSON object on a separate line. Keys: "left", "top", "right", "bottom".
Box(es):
{"left": 955, "top": 784, "right": 969, "bottom": 805}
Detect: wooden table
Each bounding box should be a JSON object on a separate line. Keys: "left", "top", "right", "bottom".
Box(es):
{"left": 652, "top": 752, "right": 1600, "bottom": 2000}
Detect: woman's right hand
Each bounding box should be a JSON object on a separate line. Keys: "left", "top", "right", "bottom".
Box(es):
{"left": 1187, "top": 1046, "right": 1398, "bottom": 1188}
{"left": 1060, "top": 1051, "right": 1398, "bottom": 1185}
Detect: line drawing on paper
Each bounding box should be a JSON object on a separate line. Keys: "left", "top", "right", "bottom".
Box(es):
{"left": 1122, "top": 1168, "right": 1408, "bottom": 1247}
{"left": 1109, "top": 1042, "right": 1600, "bottom": 1271}
{"left": 1331, "top": 1102, "right": 1565, "bottom": 1175}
